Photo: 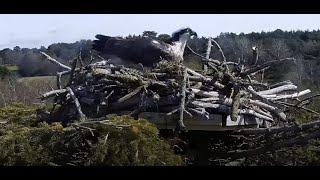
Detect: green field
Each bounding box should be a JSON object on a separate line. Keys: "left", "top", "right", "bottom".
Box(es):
{"left": 0, "top": 65, "right": 19, "bottom": 71}
{"left": 17, "top": 76, "right": 56, "bottom": 84}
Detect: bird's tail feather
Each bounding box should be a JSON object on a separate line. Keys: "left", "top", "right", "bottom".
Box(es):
{"left": 92, "top": 34, "right": 111, "bottom": 51}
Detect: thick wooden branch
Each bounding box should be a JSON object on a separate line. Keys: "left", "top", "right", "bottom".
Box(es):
{"left": 190, "top": 88, "right": 223, "bottom": 98}
{"left": 231, "top": 86, "right": 242, "bottom": 122}
{"left": 197, "top": 97, "right": 221, "bottom": 102}
{"left": 40, "top": 52, "right": 71, "bottom": 70}
{"left": 240, "top": 79, "right": 268, "bottom": 88}
{"left": 269, "top": 89, "right": 311, "bottom": 101}
{"left": 178, "top": 67, "right": 188, "bottom": 130}
{"left": 188, "top": 101, "right": 231, "bottom": 114}
{"left": 186, "top": 67, "right": 204, "bottom": 78}
{"left": 66, "top": 87, "right": 86, "bottom": 121}
{"left": 40, "top": 89, "right": 67, "bottom": 100}
{"left": 239, "top": 109, "right": 274, "bottom": 122}
{"left": 258, "top": 84, "right": 298, "bottom": 96}
{"left": 117, "top": 84, "right": 148, "bottom": 103}
{"left": 186, "top": 108, "right": 210, "bottom": 120}
{"left": 269, "top": 80, "right": 293, "bottom": 89}
{"left": 252, "top": 106, "right": 273, "bottom": 119}
{"left": 203, "top": 37, "right": 212, "bottom": 72}
{"left": 247, "top": 99, "right": 287, "bottom": 121}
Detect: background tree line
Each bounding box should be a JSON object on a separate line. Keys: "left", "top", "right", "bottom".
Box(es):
{"left": 1, "top": 29, "right": 320, "bottom": 89}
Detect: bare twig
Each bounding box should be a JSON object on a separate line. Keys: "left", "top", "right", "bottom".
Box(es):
{"left": 66, "top": 87, "right": 86, "bottom": 121}
{"left": 40, "top": 89, "right": 67, "bottom": 100}
{"left": 178, "top": 67, "right": 188, "bottom": 131}
{"left": 40, "top": 52, "right": 71, "bottom": 70}
{"left": 257, "top": 84, "right": 298, "bottom": 96}
{"left": 67, "top": 58, "right": 78, "bottom": 86}
{"left": 204, "top": 37, "right": 212, "bottom": 72}
{"left": 186, "top": 45, "right": 221, "bottom": 66}
{"left": 72, "top": 123, "right": 95, "bottom": 136}
{"left": 56, "top": 72, "right": 63, "bottom": 89}
{"left": 211, "top": 38, "right": 226, "bottom": 63}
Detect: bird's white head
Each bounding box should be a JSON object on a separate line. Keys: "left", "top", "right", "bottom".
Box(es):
{"left": 171, "top": 27, "right": 198, "bottom": 41}
{"left": 170, "top": 27, "right": 198, "bottom": 60}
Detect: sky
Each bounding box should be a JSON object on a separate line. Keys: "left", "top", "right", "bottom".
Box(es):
{"left": 0, "top": 14, "right": 320, "bottom": 50}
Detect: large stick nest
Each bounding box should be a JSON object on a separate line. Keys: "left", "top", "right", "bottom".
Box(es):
{"left": 38, "top": 39, "right": 320, "bottom": 159}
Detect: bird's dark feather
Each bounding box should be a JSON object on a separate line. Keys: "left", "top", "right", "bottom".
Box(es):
{"left": 92, "top": 35, "right": 175, "bottom": 67}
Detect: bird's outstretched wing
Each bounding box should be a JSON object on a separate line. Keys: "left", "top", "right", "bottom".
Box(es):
{"left": 92, "top": 35, "right": 174, "bottom": 66}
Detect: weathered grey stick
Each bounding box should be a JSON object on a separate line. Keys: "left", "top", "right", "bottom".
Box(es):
{"left": 239, "top": 109, "right": 274, "bottom": 122}
{"left": 67, "top": 58, "right": 78, "bottom": 86}
{"left": 40, "top": 52, "right": 71, "bottom": 70}
{"left": 66, "top": 87, "right": 86, "bottom": 121}
{"left": 186, "top": 45, "right": 221, "bottom": 66}
{"left": 257, "top": 84, "right": 298, "bottom": 96}
{"left": 186, "top": 67, "right": 204, "bottom": 78}
{"left": 186, "top": 108, "right": 209, "bottom": 120}
{"left": 40, "top": 89, "right": 67, "bottom": 100}
{"left": 189, "top": 101, "right": 231, "bottom": 114}
{"left": 190, "top": 88, "right": 223, "bottom": 98}
{"left": 178, "top": 67, "right": 187, "bottom": 130}
{"left": 117, "top": 83, "right": 149, "bottom": 103}
{"left": 211, "top": 38, "right": 226, "bottom": 63}
{"left": 269, "top": 80, "right": 293, "bottom": 89}
{"left": 269, "top": 89, "right": 311, "bottom": 101}
{"left": 56, "top": 72, "right": 62, "bottom": 89}
{"left": 203, "top": 37, "right": 212, "bottom": 72}
{"left": 247, "top": 99, "right": 287, "bottom": 121}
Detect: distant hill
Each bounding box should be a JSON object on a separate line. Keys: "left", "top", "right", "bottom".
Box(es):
{"left": 0, "top": 29, "right": 320, "bottom": 88}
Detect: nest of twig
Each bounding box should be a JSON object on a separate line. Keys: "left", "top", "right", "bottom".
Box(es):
{"left": 39, "top": 48, "right": 315, "bottom": 130}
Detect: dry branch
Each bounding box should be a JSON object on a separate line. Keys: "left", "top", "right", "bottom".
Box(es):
{"left": 190, "top": 88, "right": 223, "bottom": 98}
{"left": 67, "top": 58, "right": 78, "bottom": 86}
{"left": 269, "top": 89, "right": 311, "bottom": 101}
{"left": 203, "top": 37, "right": 212, "bottom": 72}
{"left": 269, "top": 80, "right": 293, "bottom": 89}
{"left": 66, "top": 87, "right": 86, "bottom": 121}
{"left": 40, "top": 89, "right": 67, "bottom": 100}
{"left": 40, "top": 52, "right": 72, "bottom": 70}
{"left": 178, "top": 67, "right": 188, "bottom": 131}
{"left": 211, "top": 38, "right": 226, "bottom": 63}
{"left": 258, "top": 84, "right": 298, "bottom": 96}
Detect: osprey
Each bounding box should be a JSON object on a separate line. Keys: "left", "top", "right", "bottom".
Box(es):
{"left": 92, "top": 27, "right": 198, "bottom": 68}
